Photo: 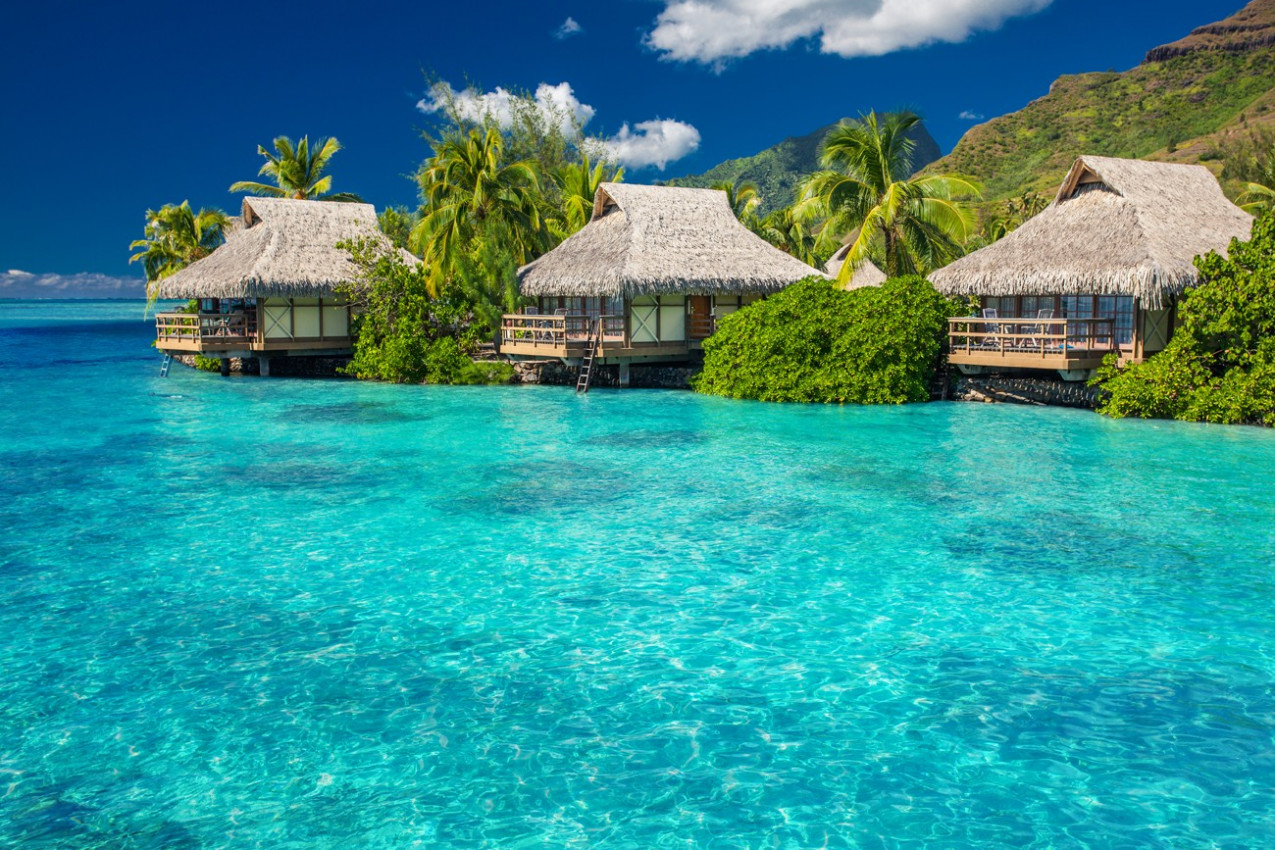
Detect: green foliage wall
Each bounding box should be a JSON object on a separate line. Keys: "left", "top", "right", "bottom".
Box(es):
{"left": 337, "top": 239, "right": 514, "bottom": 385}
{"left": 692, "top": 276, "right": 959, "bottom": 404}
{"left": 1096, "top": 213, "right": 1275, "bottom": 426}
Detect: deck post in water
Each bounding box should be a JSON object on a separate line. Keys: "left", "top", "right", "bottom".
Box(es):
{"left": 618, "top": 360, "right": 630, "bottom": 388}
{"left": 259, "top": 355, "right": 272, "bottom": 377}
{"left": 219, "top": 358, "right": 230, "bottom": 377}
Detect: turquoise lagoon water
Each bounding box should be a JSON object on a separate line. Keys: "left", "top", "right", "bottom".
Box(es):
{"left": 2, "top": 300, "right": 1275, "bottom": 849}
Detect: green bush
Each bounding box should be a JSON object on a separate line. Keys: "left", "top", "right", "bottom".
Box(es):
{"left": 336, "top": 239, "right": 515, "bottom": 385}
{"left": 1096, "top": 212, "right": 1275, "bottom": 425}
{"left": 192, "top": 354, "right": 223, "bottom": 373}
{"left": 692, "top": 275, "right": 961, "bottom": 404}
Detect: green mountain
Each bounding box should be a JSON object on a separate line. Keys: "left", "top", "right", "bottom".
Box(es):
{"left": 665, "top": 121, "right": 942, "bottom": 215}
{"left": 926, "top": 0, "right": 1275, "bottom": 201}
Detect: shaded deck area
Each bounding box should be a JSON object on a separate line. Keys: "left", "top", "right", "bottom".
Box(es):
{"left": 498, "top": 314, "right": 709, "bottom": 362}
{"left": 155, "top": 312, "right": 352, "bottom": 355}
{"left": 948, "top": 317, "right": 1117, "bottom": 373}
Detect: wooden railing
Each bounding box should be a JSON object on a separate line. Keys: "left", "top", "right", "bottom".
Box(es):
{"left": 688, "top": 315, "right": 716, "bottom": 339}
{"left": 500, "top": 314, "right": 625, "bottom": 349}
{"left": 156, "top": 311, "right": 258, "bottom": 343}
{"left": 948, "top": 317, "right": 1117, "bottom": 358}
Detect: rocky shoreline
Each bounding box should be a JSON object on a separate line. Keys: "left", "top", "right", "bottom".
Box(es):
{"left": 171, "top": 354, "right": 1102, "bottom": 410}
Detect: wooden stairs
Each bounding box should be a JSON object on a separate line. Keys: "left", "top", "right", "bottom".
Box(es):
{"left": 576, "top": 320, "right": 600, "bottom": 394}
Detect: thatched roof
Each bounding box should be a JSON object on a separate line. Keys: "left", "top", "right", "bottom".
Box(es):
{"left": 929, "top": 156, "right": 1253, "bottom": 309}
{"left": 823, "top": 246, "right": 888, "bottom": 290}
{"left": 517, "top": 183, "right": 823, "bottom": 297}
{"left": 157, "top": 197, "right": 406, "bottom": 299}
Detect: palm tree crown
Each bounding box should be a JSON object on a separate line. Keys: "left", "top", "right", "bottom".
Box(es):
{"left": 797, "top": 111, "right": 979, "bottom": 281}
{"left": 411, "top": 128, "right": 545, "bottom": 294}
{"left": 753, "top": 205, "right": 820, "bottom": 267}
{"left": 229, "top": 135, "right": 363, "bottom": 202}
{"left": 711, "top": 178, "right": 761, "bottom": 224}
{"left": 553, "top": 152, "right": 624, "bottom": 236}
{"left": 129, "top": 201, "right": 229, "bottom": 304}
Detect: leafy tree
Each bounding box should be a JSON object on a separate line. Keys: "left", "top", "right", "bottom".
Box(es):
{"left": 796, "top": 111, "right": 979, "bottom": 280}
{"left": 411, "top": 127, "right": 545, "bottom": 294}
{"left": 128, "top": 201, "right": 229, "bottom": 305}
{"left": 711, "top": 178, "right": 761, "bottom": 223}
{"left": 752, "top": 205, "right": 821, "bottom": 267}
{"left": 229, "top": 135, "right": 362, "bottom": 202}
{"left": 377, "top": 206, "right": 419, "bottom": 250}
{"left": 1095, "top": 212, "right": 1275, "bottom": 425}
{"left": 1239, "top": 182, "right": 1275, "bottom": 216}
{"left": 336, "top": 238, "right": 513, "bottom": 384}
{"left": 969, "top": 190, "right": 1049, "bottom": 249}
{"left": 692, "top": 275, "right": 961, "bottom": 404}
{"left": 553, "top": 152, "right": 624, "bottom": 235}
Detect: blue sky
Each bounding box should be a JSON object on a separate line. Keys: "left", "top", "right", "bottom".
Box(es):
{"left": 0, "top": 0, "right": 1245, "bottom": 293}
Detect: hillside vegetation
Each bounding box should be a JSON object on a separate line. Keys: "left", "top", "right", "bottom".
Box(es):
{"left": 927, "top": 0, "right": 1275, "bottom": 201}
{"left": 666, "top": 122, "right": 940, "bottom": 214}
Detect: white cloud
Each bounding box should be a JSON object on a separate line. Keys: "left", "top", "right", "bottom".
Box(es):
{"left": 958, "top": 110, "right": 985, "bottom": 120}
{"left": 418, "top": 81, "right": 701, "bottom": 171}
{"left": 0, "top": 271, "right": 146, "bottom": 299}
{"left": 418, "top": 82, "right": 597, "bottom": 136}
{"left": 646, "top": 0, "right": 1053, "bottom": 64}
{"left": 601, "top": 120, "right": 702, "bottom": 171}
{"left": 555, "top": 17, "right": 583, "bottom": 39}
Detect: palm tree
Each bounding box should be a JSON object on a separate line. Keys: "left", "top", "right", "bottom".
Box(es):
{"left": 711, "top": 178, "right": 761, "bottom": 223}
{"left": 553, "top": 152, "right": 624, "bottom": 235}
{"left": 797, "top": 111, "right": 979, "bottom": 280}
{"left": 129, "top": 201, "right": 229, "bottom": 304}
{"left": 411, "top": 128, "right": 545, "bottom": 294}
{"left": 229, "top": 135, "right": 362, "bottom": 202}
{"left": 753, "top": 205, "right": 820, "bottom": 267}
{"left": 1238, "top": 181, "right": 1275, "bottom": 215}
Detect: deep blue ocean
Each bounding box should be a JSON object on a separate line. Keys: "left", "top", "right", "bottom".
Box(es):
{"left": 2, "top": 300, "right": 1275, "bottom": 849}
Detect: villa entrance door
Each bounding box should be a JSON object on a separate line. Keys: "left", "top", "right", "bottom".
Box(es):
{"left": 688, "top": 296, "right": 712, "bottom": 339}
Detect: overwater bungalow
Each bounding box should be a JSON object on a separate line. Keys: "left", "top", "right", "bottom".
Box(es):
{"left": 931, "top": 156, "right": 1252, "bottom": 380}
{"left": 499, "top": 183, "right": 822, "bottom": 385}
{"left": 153, "top": 197, "right": 405, "bottom": 376}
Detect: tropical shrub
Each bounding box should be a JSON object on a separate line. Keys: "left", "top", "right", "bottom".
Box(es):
{"left": 692, "top": 275, "right": 960, "bottom": 404}
{"left": 336, "top": 238, "right": 514, "bottom": 385}
{"left": 1095, "top": 212, "right": 1275, "bottom": 425}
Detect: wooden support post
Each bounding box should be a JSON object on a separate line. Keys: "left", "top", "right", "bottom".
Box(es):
{"left": 219, "top": 358, "right": 230, "bottom": 377}
{"left": 619, "top": 360, "right": 631, "bottom": 388}
{"left": 259, "top": 355, "right": 272, "bottom": 377}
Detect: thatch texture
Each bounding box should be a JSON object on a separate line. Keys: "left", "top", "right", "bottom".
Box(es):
{"left": 929, "top": 156, "right": 1253, "bottom": 309}
{"left": 518, "top": 183, "right": 823, "bottom": 297}
{"left": 824, "top": 246, "right": 888, "bottom": 290}
{"left": 157, "top": 198, "right": 403, "bottom": 299}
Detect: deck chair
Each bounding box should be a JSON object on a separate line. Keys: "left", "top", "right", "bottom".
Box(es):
{"left": 978, "top": 307, "right": 1003, "bottom": 349}
{"left": 1025, "top": 308, "right": 1054, "bottom": 351}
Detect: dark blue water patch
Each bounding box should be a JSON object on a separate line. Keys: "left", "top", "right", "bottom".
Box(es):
{"left": 581, "top": 428, "right": 705, "bottom": 449}
{"left": 0, "top": 319, "right": 152, "bottom": 341}
{"left": 280, "top": 401, "right": 434, "bottom": 426}
{"left": 0, "top": 448, "right": 109, "bottom": 495}
{"left": 442, "top": 460, "right": 628, "bottom": 517}
{"left": 216, "top": 460, "right": 380, "bottom": 494}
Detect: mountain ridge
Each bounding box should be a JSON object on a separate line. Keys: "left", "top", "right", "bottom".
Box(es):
{"left": 926, "top": 0, "right": 1275, "bottom": 201}
{"left": 664, "top": 121, "right": 941, "bottom": 215}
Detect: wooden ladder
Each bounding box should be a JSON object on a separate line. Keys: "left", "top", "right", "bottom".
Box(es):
{"left": 576, "top": 320, "right": 600, "bottom": 394}
{"left": 159, "top": 353, "right": 173, "bottom": 378}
